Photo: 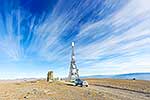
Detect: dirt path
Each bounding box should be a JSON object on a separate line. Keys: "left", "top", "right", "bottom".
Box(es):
{"left": 88, "top": 84, "right": 150, "bottom": 100}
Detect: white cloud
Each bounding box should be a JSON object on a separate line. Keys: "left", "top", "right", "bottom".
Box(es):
{"left": 0, "top": 0, "right": 150, "bottom": 78}
{"left": 73, "top": 0, "right": 150, "bottom": 75}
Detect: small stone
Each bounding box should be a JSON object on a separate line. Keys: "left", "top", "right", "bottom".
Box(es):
{"left": 88, "top": 92, "right": 90, "bottom": 95}
{"left": 24, "top": 96, "right": 28, "bottom": 99}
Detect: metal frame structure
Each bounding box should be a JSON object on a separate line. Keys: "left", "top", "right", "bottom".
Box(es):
{"left": 68, "top": 42, "right": 79, "bottom": 80}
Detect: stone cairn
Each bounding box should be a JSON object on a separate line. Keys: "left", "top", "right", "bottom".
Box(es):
{"left": 47, "top": 71, "right": 53, "bottom": 82}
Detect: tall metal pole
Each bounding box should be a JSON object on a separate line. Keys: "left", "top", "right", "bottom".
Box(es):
{"left": 68, "top": 42, "right": 79, "bottom": 81}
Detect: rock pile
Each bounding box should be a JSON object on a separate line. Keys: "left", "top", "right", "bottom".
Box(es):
{"left": 47, "top": 71, "right": 53, "bottom": 82}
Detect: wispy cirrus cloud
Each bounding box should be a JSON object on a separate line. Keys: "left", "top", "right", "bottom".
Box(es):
{"left": 74, "top": 0, "right": 150, "bottom": 75}
{"left": 0, "top": 0, "right": 149, "bottom": 78}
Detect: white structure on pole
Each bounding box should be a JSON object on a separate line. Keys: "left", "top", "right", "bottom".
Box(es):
{"left": 68, "top": 42, "right": 79, "bottom": 80}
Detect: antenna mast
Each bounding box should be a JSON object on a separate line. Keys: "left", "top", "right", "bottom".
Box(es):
{"left": 68, "top": 42, "right": 79, "bottom": 80}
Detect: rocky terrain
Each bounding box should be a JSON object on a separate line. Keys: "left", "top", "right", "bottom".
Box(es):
{"left": 0, "top": 78, "right": 149, "bottom": 100}
{"left": 86, "top": 78, "right": 150, "bottom": 100}
{"left": 0, "top": 79, "right": 101, "bottom": 100}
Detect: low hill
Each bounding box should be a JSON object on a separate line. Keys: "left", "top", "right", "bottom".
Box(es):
{"left": 81, "top": 73, "right": 150, "bottom": 80}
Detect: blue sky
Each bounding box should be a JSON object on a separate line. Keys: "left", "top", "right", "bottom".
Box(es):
{"left": 0, "top": 0, "right": 149, "bottom": 79}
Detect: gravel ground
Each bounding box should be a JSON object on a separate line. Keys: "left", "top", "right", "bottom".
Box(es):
{"left": 0, "top": 80, "right": 101, "bottom": 100}
{"left": 0, "top": 79, "right": 149, "bottom": 100}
